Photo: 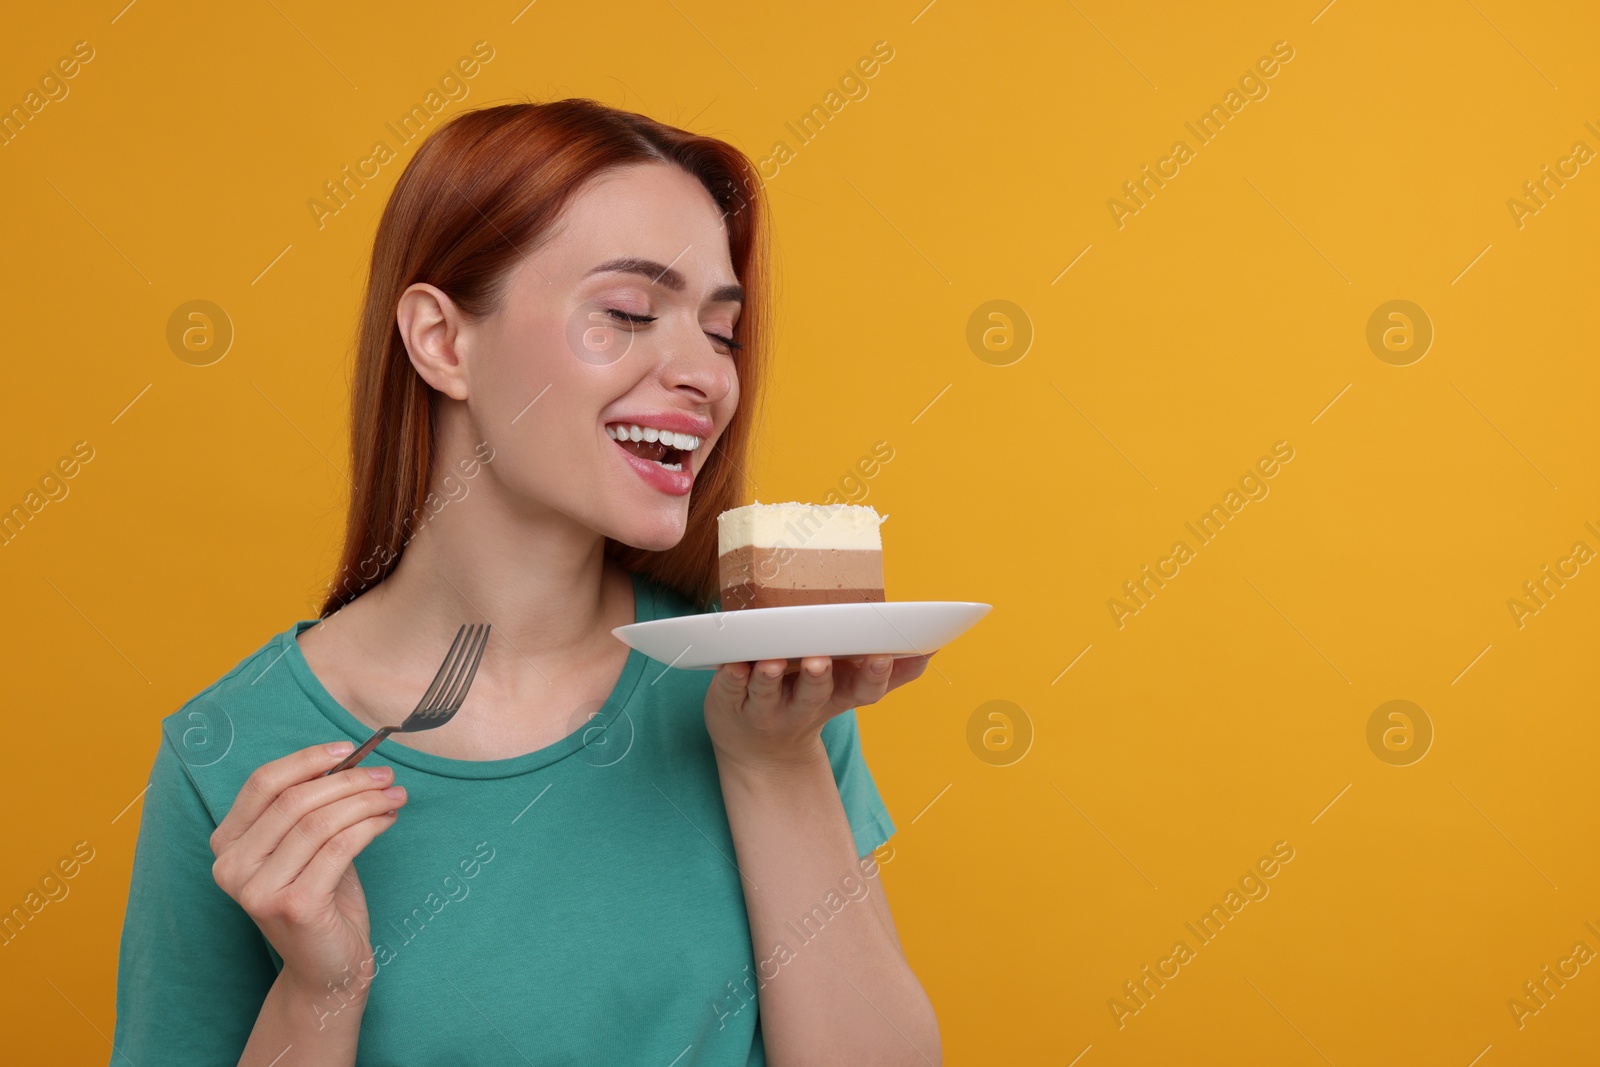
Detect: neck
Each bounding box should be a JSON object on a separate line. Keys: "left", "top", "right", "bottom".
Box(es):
{"left": 346, "top": 468, "right": 627, "bottom": 687}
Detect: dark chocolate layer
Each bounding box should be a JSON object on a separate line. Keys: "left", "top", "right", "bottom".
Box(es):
{"left": 719, "top": 583, "right": 886, "bottom": 610}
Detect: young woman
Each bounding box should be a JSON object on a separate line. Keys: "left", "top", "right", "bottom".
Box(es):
{"left": 109, "top": 99, "right": 941, "bottom": 1065}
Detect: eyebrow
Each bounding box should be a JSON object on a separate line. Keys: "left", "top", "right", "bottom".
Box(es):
{"left": 587, "top": 257, "right": 745, "bottom": 305}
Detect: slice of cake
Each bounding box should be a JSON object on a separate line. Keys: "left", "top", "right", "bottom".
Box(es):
{"left": 717, "top": 501, "right": 887, "bottom": 610}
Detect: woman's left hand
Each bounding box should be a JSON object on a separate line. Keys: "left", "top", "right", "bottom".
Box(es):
{"left": 704, "top": 653, "right": 934, "bottom": 775}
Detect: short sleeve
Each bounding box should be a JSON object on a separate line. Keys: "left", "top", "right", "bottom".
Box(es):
{"left": 109, "top": 731, "right": 279, "bottom": 1064}
{"left": 819, "top": 708, "right": 896, "bottom": 858}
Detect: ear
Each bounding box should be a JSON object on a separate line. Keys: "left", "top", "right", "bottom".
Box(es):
{"left": 397, "top": 283, "right": 471, "bottom": 401}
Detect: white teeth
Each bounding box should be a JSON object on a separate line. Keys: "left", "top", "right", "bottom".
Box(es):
{"left": 605, "top": 423, "right": 702, "bottom": 451}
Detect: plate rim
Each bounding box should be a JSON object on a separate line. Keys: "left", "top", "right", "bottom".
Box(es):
{"left": 611, "top": 599, "right": 993, "bottom": 637}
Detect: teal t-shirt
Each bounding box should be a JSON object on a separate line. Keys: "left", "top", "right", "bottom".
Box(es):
{"left": 109, "top": 571, "right": 896, "bottom": 1065}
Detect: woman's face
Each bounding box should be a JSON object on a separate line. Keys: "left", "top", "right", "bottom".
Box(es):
{"left": 445, "top": 162, "right": 744, "bottom": 552}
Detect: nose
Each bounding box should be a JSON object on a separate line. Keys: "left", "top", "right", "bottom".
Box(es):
{"left": 658, "top": 323, "right": 735, "bottom": 405}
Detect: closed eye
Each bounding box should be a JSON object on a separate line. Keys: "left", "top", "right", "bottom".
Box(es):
{"left": 606, "top": 308, "right": 656, "bottom": 325}
{"left": 606, "top": 308, "right": 742, "bottom": 353}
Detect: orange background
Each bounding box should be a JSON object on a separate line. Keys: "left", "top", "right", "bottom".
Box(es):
{"left": 2, "top": 1, "right": 1597, "bottom": 1063}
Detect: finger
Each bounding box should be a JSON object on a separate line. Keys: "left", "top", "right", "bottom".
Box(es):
{"left": 841, "top": 654, "right": 896, "bottom": 709}
{"left": 792, "top": 657, "right": 834, "bottom": 712}
{"left": 865, "top": 654, "right": 931, "bottom": 702}
{"left": 224, "top": 763, "right": 401, "bottom": 878}
{"left": 290, "top": 809, "right": 403, "bottom": 905}
{"left": 884, "top": 653, "right": 934, "bottom": 691}
{"left": 744, "top": 658, "right": 787, "bottom": 712}
{"left": 714, "top": 661, "right": 752, "bottom": 705}
{"left": 246, "top": 783, "right": 408, "bottom": 898}
{"left": 213, "top": 743, "right": 362, "bottom": 856}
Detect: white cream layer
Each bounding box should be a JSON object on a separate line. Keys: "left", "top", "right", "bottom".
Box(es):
{"left": 717, "top": 501, "right": 887, "bottom": 553}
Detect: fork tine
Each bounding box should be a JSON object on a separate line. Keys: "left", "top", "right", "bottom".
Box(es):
{"left": 413, "top": 624, "right": 471, "bottom": 714}
{"left": 425, "top": 623, "right": 486, "bottom": 716}
{"left": 432, "top": 627, "right": 486, "bottom": 716}
{"left": 437, "top": 624, "right": 490, "bottom": 713}
{"left": 420, "top": 624, "right": 475, "bottom": 715}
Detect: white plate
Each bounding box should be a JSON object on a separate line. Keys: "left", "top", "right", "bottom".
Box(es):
{"left": 612, "top": 600, "right": 992, "bottom": 670}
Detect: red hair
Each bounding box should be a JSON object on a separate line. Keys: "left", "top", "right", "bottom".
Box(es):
{"left": 317, "top": 99, "right": 772, "bottom": 619}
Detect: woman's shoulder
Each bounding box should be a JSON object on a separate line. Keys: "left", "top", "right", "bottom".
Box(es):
{"left": 153, "top": 619, "right": 326, "bottom": 812}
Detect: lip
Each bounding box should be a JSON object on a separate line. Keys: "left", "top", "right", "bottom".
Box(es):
{"left": 602, "top": 410, "right": 714, "bottom": 439}
{"left": 611, "top": 436, "right": 694, "bottom": 496}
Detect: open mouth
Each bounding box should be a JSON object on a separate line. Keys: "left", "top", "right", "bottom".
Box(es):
{"left": 606, "top": 423, "right": 701, "bottom": 473}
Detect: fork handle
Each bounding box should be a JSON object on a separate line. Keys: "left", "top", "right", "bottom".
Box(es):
{"left": 323, "top": 727, "right": 396, "bottom": 776}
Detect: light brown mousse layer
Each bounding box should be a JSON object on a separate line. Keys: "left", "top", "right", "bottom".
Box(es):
{"left": 718, "top": 546, "right": 884, "bottom": 611}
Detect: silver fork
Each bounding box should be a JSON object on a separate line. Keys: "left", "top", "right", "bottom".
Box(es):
{"left": 323, "top": 623, "right": 491, "bottom": 775}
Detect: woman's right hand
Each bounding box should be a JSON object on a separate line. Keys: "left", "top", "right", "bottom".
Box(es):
{"left": 210, "top": 742, "right": 408, "bottom": 1004}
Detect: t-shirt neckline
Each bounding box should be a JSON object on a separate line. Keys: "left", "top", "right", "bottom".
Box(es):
{"left": 279, "top": 569, "right": 654, "bottom": 780}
